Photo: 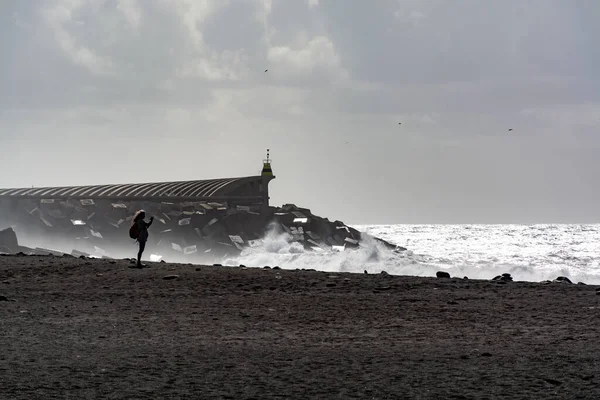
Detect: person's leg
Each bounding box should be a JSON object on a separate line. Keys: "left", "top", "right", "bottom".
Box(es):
{"left": 137, "top": 240, "right": 146, "bottom": 266}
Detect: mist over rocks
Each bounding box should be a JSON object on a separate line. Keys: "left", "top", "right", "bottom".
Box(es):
{"left": 0, "top": 198, "right": 403, "bottom": 264}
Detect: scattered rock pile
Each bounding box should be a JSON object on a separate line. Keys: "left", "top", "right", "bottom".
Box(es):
{"left": 493, "top": 273, "right": 513, "bottom": 283}
{"left": 0, "top": 199, "right": 404, "bottom": 262}
{"left": 541, "top": 276, "right": 576, "bottom": 285}
{"left": 553, "top": 276, "right": 572, "bottom": 284}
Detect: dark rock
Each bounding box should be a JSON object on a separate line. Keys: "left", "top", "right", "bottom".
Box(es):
{"left": 436, "top": 271, "right": 451, "bottom": 279}
{"left": 380, "top": 270, "right": 389, "bottom": 275}
{"left": 213, "top": 264, "right": 222, "bottom": 267}
{"left": 447, "top": 301, "right": 458, "bottom": 305}
{"left": 273, "top": 266, "right": 281, "bottom": 270}
{"left": 481, "top": 352, "right": 493, "bottom": 357}
{"left": 263, "top": 266, "right": 271, "bottom": 269}
{"left": 34, "top": 247, "right": 63, "bottom": 256}
{"left": 541, "top": 378, "right": 562, "bottom": 386}
{"left": 0, "top": 295, "right": 9, "bottom": 301}
{"left": 463, "top": 276, "right": 469, "bottom": 280}
{"left": 374, "top": 286, "right": 391, "bottom": 291}
{"left": 577, "top": 282, "right": 586, "bottom": 285}
{"left": 71, "top": 250, "right": 91, "bottom": 258}
{"left": 160, "top": 260, "right": 166, "bottom": 263}
{"left": 239, "top": 264, "right": 247, "bottom": 268}
{"left": 0, "top": 228, "right": 19, "bottom": 251}
{"left": 195, "top": 267, "right": 201, "bottom": 271}
{"left": 326, "top": 283, "right": 336, "bottom": 288}
{"left": 502, "top": 273, "right": 511, "bottom": 277}
{"left": 364, "top": 270, "right": 368, "bottom": 274}
{"left": 162, "top": 275, "right": 179, "bottom": 280}
{"left": 554, "top": 276, "right": 572, "bottom": 284}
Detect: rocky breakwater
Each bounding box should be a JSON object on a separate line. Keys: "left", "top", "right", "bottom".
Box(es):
{"left": 0, "top": 198, "right": 404, "bottom": 262}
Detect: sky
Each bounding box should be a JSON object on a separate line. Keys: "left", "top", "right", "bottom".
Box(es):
{"left": 1, "top": 0, "right": 599, "bottom": 224}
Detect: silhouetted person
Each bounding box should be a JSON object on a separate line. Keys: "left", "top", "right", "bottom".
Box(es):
{"left": 131, "top": 210, "right": 153, "bottom": 268}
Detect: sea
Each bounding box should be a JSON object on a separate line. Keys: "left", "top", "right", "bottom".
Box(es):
{"left": 228, "top": 224, "right": 600, "bottom": 285}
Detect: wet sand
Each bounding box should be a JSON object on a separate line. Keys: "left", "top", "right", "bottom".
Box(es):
{"left": 1, "top": 254, "right": 600, "bottom": 399}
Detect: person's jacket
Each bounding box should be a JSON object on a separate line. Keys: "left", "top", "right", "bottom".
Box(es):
{"left": 135, "top": 217, "right": 153, "bottom": 242}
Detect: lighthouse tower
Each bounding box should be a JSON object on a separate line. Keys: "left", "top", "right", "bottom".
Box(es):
{"left": 261, "top": 149, "right": 275, "bottom": 213}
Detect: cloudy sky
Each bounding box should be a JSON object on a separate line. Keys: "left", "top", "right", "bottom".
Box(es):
{"left": 1, "top": 0, "right": 599, "bottom": 224}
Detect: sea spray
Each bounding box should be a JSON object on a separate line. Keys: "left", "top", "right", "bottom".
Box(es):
{"left": 225, "top": 223, "right": 600, "bottom": 284}
{"left": 6, "top": 218, "right": 600, "bottom": 284}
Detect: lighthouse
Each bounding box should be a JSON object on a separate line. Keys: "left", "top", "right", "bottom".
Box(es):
{"left": 260, "top": 149, "right": 275, "bottom": 213}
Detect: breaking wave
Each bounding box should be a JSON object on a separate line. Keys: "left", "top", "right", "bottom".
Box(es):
{"left": 225, "top": 228, "right": 402, "bottom": 274}
{"left": 226, "top": 224, "right": 600, "bottom": 284}
{"left": 7, "top": 217, "right": 600, "bottom": 284}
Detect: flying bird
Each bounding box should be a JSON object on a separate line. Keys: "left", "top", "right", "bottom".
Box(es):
{"left": 508, "top": 128, "right": 513, "bottom": 131}
{"left": 265, "top": 69, "right": 268, "bottom": 73}
{"left": 398, "top": 122, "right": 402, "bottom": 125}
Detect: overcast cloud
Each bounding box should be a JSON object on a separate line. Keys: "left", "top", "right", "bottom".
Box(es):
{"left": 1, "top": 0, "right": 599, "bottom": 224}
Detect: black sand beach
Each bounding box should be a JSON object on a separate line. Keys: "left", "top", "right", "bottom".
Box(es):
{"left": 1, "top": 254, "right": 600, "bottom": 399}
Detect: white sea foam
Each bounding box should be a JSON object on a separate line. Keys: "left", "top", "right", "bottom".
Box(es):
{"left": 227, "top": 224, "right": 600, "bottom": 284}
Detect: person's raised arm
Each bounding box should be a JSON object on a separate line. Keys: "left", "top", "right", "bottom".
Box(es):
{"left": 146, "top": 216, "right": 154, "bottom": 228}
